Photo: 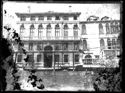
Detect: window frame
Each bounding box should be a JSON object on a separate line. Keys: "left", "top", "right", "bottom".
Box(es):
{"left": 55, "top": 24, "right": 60, "bottom": 37}
{"left": 64, "top": 54, "right": 68, "bottom": 63}
{"left": 107, "top": 38, "right": 112, "bottom": 49}
{"left": 84, "top": 55, "right": 92, "bottom": 64}
{"left": 47, "top": 16, "right": 52, "bottom": 20}
{"left": 64, "top": 24, "right": 68, "bottom": 38}
{"left": 100, "top": 39, "right": 105, "bottom": 49}
{"left": 38, "top": 16, "right": 44, "bottom": 20}
{"left": 73, "top": 16, "right": 77, "bottom": 20}
{"left": 74, "top": 43, "right": 79, "bottom": 50}
{"left": 37, "top": 43, "right": 42, "bottom": 50}
{"left": 106, "top": 23, "right": 110, "bottom": 34}
{"left": 81, "top": 24, "right": 86, "bottom": 35}
{"left": 83, "top": 40, "right": 87, "bottom": 50}
{"left": 55, "top": 16, "right": 60, "bottom": 20}
{"left": 30, "top": 24, "right": 35, "bottom": 39}
{"left": 73, "top": 24, "right": 78, "bottom": 38}
{"left": 29, "top": 43, "right": 33, "bottom": 50}
{"left": 27, "top": 54, "right": 34, "bottom": 62}
{"left": 38, "top": 24, "right": 43, "bottom": 38}
{"left": 20, "top": 24, "right": 25, "bottom": 37}
{"left": 74, "top": 54, "right": 79, "bottom": 63}
{"left": 99, "top": 23, "right": 104, "bottom": 34}
{"left": 20, "top": 16, "right": 26, "bottom": 21}
{"left": 63, "top": 16, "right": 69, "bottom": 20}
{"left": 46, "top": 24, "right": 52, "bottom": 38}
{"left": 37, "top": 54, "right": 42, "bottom": 62}
{"left": 30, "top": 16, "right": 35, "bottom": 21}
{"left": 63, "top": 43, "right": 68, "bottom": 50}
{"left": 54, "top": 54, "right": 60, "bottom": 63}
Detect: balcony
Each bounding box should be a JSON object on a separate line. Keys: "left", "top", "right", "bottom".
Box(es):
{"left": 21, "top": 36, "right": 80, "bottom": 41}
{"left": 99, "top": 33, "right": 120, "bottom": 38}
{"left": 17, "top": 20, "right": 80, "bottom": 24}
{"left": 82, "top": 58, "right": 100, "bottom": 65}
{"left": 82, "top": 57, "right": 119, "bottom": 68}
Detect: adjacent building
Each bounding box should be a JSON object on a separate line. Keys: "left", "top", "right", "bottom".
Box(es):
{"left": 79, "top": 19, "right": 120, "bottom": 66}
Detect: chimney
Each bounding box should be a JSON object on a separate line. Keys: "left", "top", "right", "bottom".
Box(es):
{"left": 69, "top": 5, "right": 72, "bottom": 12}
{"left": 28, "top": 6, "right": 31, "bottom": 13}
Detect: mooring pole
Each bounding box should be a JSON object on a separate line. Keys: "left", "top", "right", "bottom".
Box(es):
{"left": 73, "top": 52, "right": 74, "bottom": 71}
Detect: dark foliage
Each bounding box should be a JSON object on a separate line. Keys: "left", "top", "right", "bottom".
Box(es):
{"left": 1, "top": 38, "right": 11, "bottom": 60}
{"left": 24, "top": 55, "right": 29, "bottom": 62}
{"left": 27, "top": 70, "right": 45, "bottom": 89}
{"left": 1, "top": 69, "right": 7, "bottom": 91}
{"left": 1, "top": 25, "right": 23, "bottom": 90}
{"left": 1, "top": 38, "right": 11, "bottom": 91}
{"left": 93, "top": 61, "right": 122, "bottom": 91}
{"left": 93, "top": 32, "right": 122, "bottom": 92}
{"left": 37, "top": 84, "right": 45, "bottom": 89}
{"left": 4, "top": 26, "right": 11, "bottom": 31}
{"left": 13, "top": 83, "right": 21, "bottom": 90}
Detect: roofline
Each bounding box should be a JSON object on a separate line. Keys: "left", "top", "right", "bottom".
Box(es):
{"left": 15, "top": 12, "right": 81, "bottom": 17}
{"left": 79, "top": 20, "right": 120, "bottom": 24}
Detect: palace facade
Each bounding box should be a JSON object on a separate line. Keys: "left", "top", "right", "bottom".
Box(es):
{"left": 13, "top": 11, "right": 120, "bottom": 69}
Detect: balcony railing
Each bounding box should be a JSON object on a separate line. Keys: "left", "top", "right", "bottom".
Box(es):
{"left": 82, "top": 58, "right": 100, "bottom": 65}
{"left": 21, "top": 36, "right": 80, "bottom": 40}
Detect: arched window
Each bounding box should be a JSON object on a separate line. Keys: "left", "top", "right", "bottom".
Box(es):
{"left": 55, "top": 24, "right": 60, "bottom": 37}
{"left": 20, "top": 24, "right": 25, "bottom": 32}
{"left": 81, "top": 24, "right": 86, "bottom": 35}
{"left": 46, "top": 24, "right": 51, "bottom": 38}
{"left": 38, "top": 24, "right": 43, "bottom": 38}
{"left": 84, "top": 55, "right": 92, "bottom": 64}
{"left": 64, "top": 24, "right": 68, "bottom": 38}
{"left": 20, "top": 24, "right": 25, "bottom": 37}
{"left": 106, "top": 23, "right": 110, "bottom": 34}
{"left": 110, "top": 21, "right": 115, "bottom": 34}
{"left": 115, "top": 22, "right": 119, "bottom": 33}
{"left": 47, "top": 23, "right": 51, "bottom": 29}
{"left": 73, "top": 24, "right": 78, "bottom": 38}
{"left": 83, "top": 40, "right": 87, "bottom": 50}
{"left": 107, "top": 38, "right": 112, "bottom": 49}
{"left": 100, "top": 39, "right": 105, "bottom": 50}
{"left": 99, "top": 23, "right": 104, "bottom": 34}
{"left": 30, "top": 24, "right": 35, "bottom": 39}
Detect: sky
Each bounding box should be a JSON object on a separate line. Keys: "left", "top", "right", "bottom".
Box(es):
{"left": 3, "top": 1, "right": 121, "bottom": 30}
